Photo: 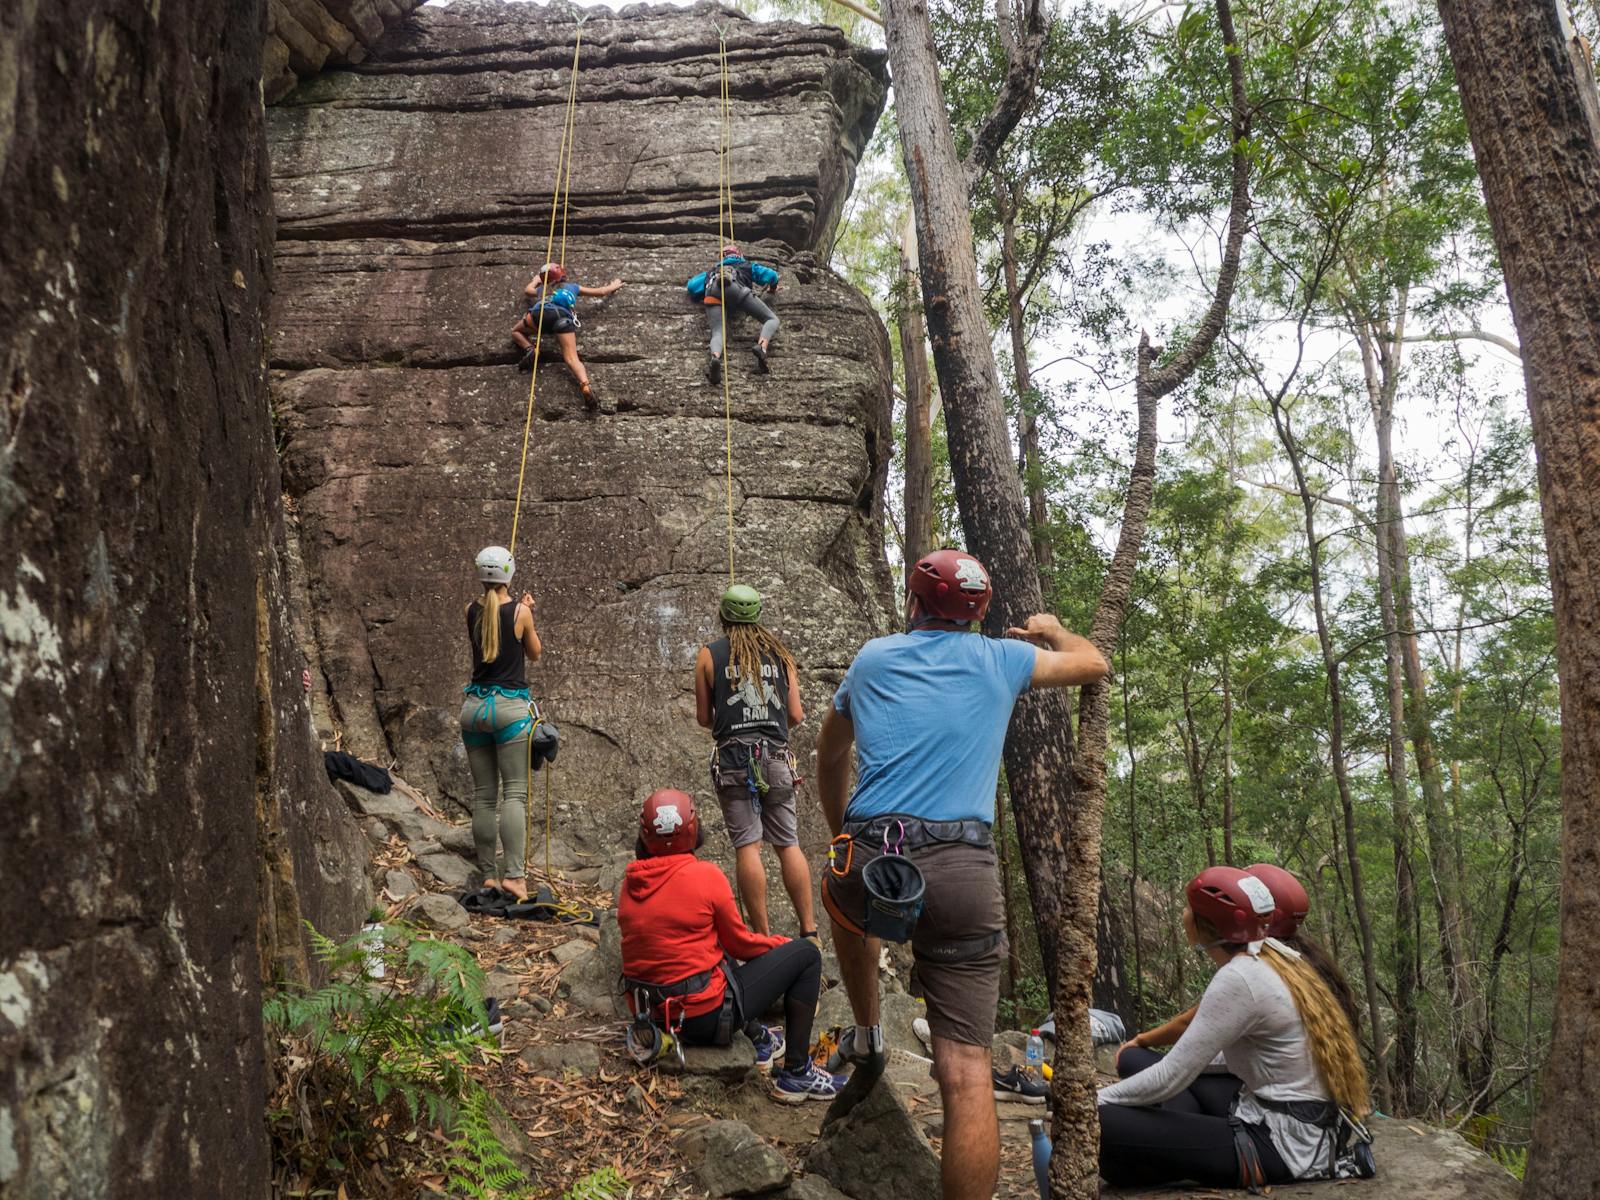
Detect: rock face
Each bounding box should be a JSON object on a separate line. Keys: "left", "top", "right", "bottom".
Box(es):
{"left": 265, "top": 0, "right": 430, "bottom": 102}
{"left": 1, "top": 0, "right": 367, "bottom": 1193}
{"left": 806, "top": 1078, "right": 941, "bottom": 1200}
{"left": 268, "top": 1, "right": 895, "bottom": 870}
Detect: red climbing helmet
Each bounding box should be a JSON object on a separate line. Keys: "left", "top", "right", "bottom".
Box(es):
{"left": 1246, "top": 862, "right": 1310, "bottom": 939}
{"left": 723, "top": 243, "right": 740, "bottom": 258}
{"left": 908, "top": 549, "right": 993, "bottom": 623}
{"left": 639, "top": 788, "right": 700, "bottom": 856}
{"left": 540, "top": 262, "right": 566, "bottom": 284}
{"left": 1186, "top": 865, "right": 1278, "bottom": 944}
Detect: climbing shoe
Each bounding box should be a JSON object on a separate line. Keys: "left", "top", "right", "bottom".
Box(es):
{"left": 517, "top": 347, "right": 537, "bottom": 372}
{"left": 993, "top": 1065, "right": 1049, "bottom": 1105}
{"left": 752, "top": 1025, "right": 786, "bottom": 1073}
{"left": 753, "top": 343, "right": 770, "bottom": 374}
{"left": 772, "top": 1061, "right": 847, "bottom": 1104}
{"left": 706, "top": 354, "right": 722, "bottom": 384}
{"left": 825, "top": 1024, "right": 886, "bottom": 1075}
{"left": 580, "top": 380, "right": 597, "bottom": 409}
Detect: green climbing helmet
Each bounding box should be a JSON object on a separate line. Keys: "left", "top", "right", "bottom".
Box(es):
{"left": 719, "top": 583, "right": 763, "bottom": 624}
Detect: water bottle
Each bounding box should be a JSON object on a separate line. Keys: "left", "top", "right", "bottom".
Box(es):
{"left": 1029, "top": 1118, "right": 1052, "bottom": 1199}
{"left": 1026, "top": 1028, "right": 1045, "bottom": 1071}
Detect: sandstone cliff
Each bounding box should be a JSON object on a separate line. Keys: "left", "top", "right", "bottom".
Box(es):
{"left": 1, "top": 1, "right": 370, "bottom": 1193}
{"left": 269, "top": 1, "right": 896, "bottom": 867}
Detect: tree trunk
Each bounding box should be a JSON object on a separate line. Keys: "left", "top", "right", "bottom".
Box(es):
{"left": 1122, "top": 643, "right": 1144, "bottom": 1028}
{"left": 996, "top": 778, "right": 1026, "bottom": 1007}
{"left": 1353, "top": 320, "right": 1420, "bottom": 1112}
{"left": 995, "top": 173, "right": 1054, "bottom": 575}
{"left": 1221, "top": 656, "right": 1235, "bottom": 866}
{"left": 899, "top": 226, "right": 936, "bottom": 575}
{"left": 1268, "top": 398, "right": 1392, "bottom": 1110}
{"left": 881, "top": 0, "right": 1247, "bottom": 1187}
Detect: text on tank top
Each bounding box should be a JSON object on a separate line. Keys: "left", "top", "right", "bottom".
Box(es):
{"left": 466, "top": 599, "right": 527, "bottom": 689}
{"left": 708, "top": 636, "right": 789, "bottom": 744}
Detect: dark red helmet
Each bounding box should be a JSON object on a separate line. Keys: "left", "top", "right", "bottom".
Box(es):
{"left": 639, "top": 788, "right": 699, "bottom": 856}
{"left": 1186, "top": 866, "right": 1277, "bottom": 944}
{"left": 722, "top": 243, "right": 740, "bottom": 258}
{"left": 539, "top": 262, "right": 566, "bottom": 284}
{"left": 1246, "top": 863, "right": 1310, "bottom": 939}
{"left": 909, "top": 549, "right": 993, "bottom": 623}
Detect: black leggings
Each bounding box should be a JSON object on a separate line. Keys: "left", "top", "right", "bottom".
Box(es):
{"left": 1099, "top": 1046, "right": 1292, "bottom": 1189}
{"left": 678, "top": 939, "right": 820, "bottom": 1071}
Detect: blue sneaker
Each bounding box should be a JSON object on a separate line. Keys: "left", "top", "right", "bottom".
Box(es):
{"left": 752, "top": 1025, "right": 785, "bottom": 1073}
{"left": 772, "top": 1061, "right": 847, "bottom": 1104}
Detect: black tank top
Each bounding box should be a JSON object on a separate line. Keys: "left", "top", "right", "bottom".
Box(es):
{"left": 708, "top": 636, "right": 789, "bottom": 744}
{"left": 466, "top": 599, "right": 527, "bottom": 689}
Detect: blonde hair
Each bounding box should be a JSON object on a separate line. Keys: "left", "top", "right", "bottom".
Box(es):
{"left": 477, "top": 587, "right": 503, "bottom": 663}
{"left": 1193, "top": 916, "right": 1371, "bottom": 1116}
{"left": 1261, "top": 943, "right": 1371, "bottom": 1116}
{"left": 722, "top": 618, "right": 796, "bottom": 692}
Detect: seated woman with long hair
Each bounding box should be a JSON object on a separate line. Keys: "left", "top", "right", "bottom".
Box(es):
{"left": 1116, "top": 862, "right": 1362, "bottom": 1077}
{"left": 1098, "top": 866, "right": 1374, "bottom": 1190}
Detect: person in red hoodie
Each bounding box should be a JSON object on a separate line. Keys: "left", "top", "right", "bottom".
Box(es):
{"left": 618, "top": 788, "right": 846, "bottom": 1102}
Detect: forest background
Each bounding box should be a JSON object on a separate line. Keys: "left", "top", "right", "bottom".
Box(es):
{"left": 749, "top": 0, "right": 1560, "bottom": 1170}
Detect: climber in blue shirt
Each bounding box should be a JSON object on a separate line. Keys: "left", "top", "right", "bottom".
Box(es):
{"left": 686, "top": 244, "right": 780, "bottom": 383}
{"left": 511, "top": 262, "right": 625, "bottom": 408}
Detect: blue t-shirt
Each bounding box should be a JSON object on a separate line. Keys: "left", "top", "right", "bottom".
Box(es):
{"left": 832, "top": 630, "right": 1037, "bottom": 824}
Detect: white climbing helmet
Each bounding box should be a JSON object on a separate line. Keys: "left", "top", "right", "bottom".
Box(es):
{"left": 475, "top": 545, "right": 515, "bottom": 584}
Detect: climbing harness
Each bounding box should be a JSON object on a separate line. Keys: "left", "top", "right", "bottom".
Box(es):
{"left": 509, "top": 18, "right": 585, "bottom": 556}
{"left": 460, "top": 683, "right": 536, "bottom": 747}
{"left": 716, "top": 28, "right": 737, "bottom": 584}
{"left": 1227, "top": 1095, "right": 1378, "bottom": 1192}
{"left": 621, "top": 959, "right": 740, "bottom": 1066}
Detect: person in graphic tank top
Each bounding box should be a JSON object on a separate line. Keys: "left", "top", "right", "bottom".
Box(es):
{"left": 459, "top": 546, "right": 542, "bottom": 901}
{"left": 692, "top": 584, "right": 815, "bottom": 941}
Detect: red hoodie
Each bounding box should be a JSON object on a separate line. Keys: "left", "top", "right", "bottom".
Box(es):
{"left": 617, "top": 854, "right": 786, "bottom": 1019}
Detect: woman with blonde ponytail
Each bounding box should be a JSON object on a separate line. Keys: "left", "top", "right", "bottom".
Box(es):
{"left": 1097, "top": 865, "right": 1374, "bottom": 1190}
{"left": 459, "top": 546, "right": 542, "bottom": 902}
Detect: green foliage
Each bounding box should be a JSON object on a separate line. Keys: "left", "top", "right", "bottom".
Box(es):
{"left": 561, "top": 1165, "right": 633, "bottom": 1200}
{"left": 264, "top": 920, "right": 528, "bottom": 1199}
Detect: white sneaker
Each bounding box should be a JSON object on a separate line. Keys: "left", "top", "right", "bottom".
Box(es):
{"left": 912, "top": 1016, "right": 931, "bottom": 1048}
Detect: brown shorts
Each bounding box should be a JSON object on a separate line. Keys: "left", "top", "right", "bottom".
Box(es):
{"left": 712, "top": 756, "right": 798, "bottom": 849}
{"left": 823, "top": 834, "right": 1005, "bottom": 1047}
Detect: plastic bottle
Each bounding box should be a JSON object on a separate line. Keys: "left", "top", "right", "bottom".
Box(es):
{"left": 1026, "top": 1028, "right": 1045, "bottom": 1070}
{"left": 1028, "top": 1117, "right": 1052, "bottom": 1199}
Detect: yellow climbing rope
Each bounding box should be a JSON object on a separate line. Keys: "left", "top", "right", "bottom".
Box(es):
{"left": 717, "top": 29, "right": 737, "bottom": 586}
{"left": 509, "top": 21, "right": 585, "bottom": 554}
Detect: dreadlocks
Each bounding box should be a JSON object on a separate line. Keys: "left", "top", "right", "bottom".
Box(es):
{"left": 722, "top": 617, "right": 796, "bottom": 692}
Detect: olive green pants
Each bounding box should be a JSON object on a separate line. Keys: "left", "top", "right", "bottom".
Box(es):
{"left": 459, "top": 694, "right": 531, "bottom": 880}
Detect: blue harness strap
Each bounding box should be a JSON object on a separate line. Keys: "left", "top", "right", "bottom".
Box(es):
{"left": 461, "top": 683, "right": 535, "bottom": 747}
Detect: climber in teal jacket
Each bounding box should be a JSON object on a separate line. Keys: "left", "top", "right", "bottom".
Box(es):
{"left": 687, "top": 245, "right": 780, "bottom": 383}
{"left": 511, "top": 262, "right": 625, "bottom": 407}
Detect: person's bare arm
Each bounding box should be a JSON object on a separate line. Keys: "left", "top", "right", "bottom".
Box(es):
{"left": 785, "top": 667, "right": 805, "bottom": 727}
{"left": 1006, "top": 613, "right": 1110, "bottom": 688}
{"left": 516, "top": 593, "right": 542, "bottom": 663}
{"left": 816, "top": 706, "right": 855, "bottom": 835}
{"left": 579, "top": 277, "right": 625, "bottom": 297}
{"left": 1119, "top": 1003, "right": 1199, "bottom": 1055}
{"left": 694, "top": 646, "right": 715, "bottom": 729}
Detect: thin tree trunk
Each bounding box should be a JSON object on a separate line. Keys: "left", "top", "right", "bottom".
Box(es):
{"left": 881, "top": 0, "right": 1248, "bottom": 1187}
{"left": 899, "top": 223, "right": 935, "bottom": 575}
{"left": 1352, "top": 318, "right": 1419, "bottom": 1112}
{"left": 1122, "top": 641, "right": 1143, "bottom": 1028}
{"left": 1267, "top": 397, "right": 1392, "bottom": 1110}
{"left": 1180, "top": 672, "right": 1216, "bottom": 866}
{"left": 995, "top": 173, "right": 1053, "bottom": 575}
{"left": 1221, "top": 656, "right": 1235, "bottom": 866}
{"left": 996, "top": 778, "right": 1025, "bottom": 1007}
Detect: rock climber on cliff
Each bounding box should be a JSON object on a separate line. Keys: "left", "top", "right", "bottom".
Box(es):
{"left": 693, "top": 584, "right": 817, "bottom": 943}
{"left": 459, "top": 546, "right": 543, "bottom": 903}
{"left": 511, "top": 262, "right": 624, "bottom": 406}
{"left": 813, "top": 549, "right": 1109, "bottom": 1200}
{"left": 686, "top": 244, "right": 779, "bottom": 383}
{"left": 618, "top": 788, "right": 846, "bottom": 1101}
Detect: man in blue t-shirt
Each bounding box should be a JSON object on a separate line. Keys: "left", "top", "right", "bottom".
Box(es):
{"left": 815, "top": 548, "right": 1108, "bottom": 1200}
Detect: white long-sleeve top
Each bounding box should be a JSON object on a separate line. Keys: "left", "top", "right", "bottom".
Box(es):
{"left": 1097, "top": 954, "right": 1337, "bottom": 1179}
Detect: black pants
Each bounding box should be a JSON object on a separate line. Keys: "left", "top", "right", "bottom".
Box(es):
{"left": 1099, "top": 1045, "right": 1292, "bottom": 1189}
{"left": 678, "top": 939, "right": 820, "bottom": 1072}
